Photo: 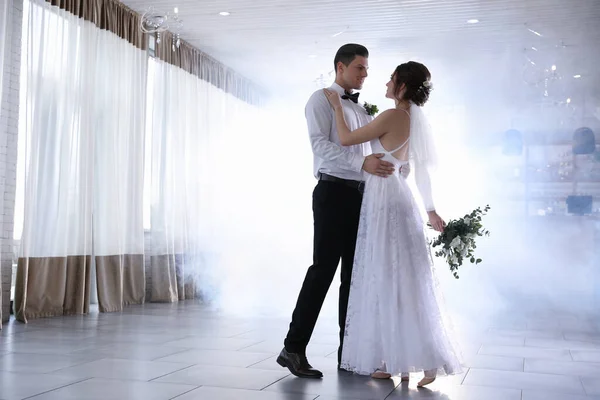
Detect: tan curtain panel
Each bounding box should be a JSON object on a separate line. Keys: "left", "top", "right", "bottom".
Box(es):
{"left": 46, "top": 0, "right": 148, "bottom": 50}
{"left": 16, "top": 0, "right": 147, "bottom": 322}
{"left": 15, "top": 257, "right": 92, "bottom": 322}
{"left": 150, "top": 254, "right": 196, "bottom": 302}
{"left": 154, "top": 31, "right": 265, "bottom": 106}
{"left": 47, "top": 0, "right": 264, "bottom": 105}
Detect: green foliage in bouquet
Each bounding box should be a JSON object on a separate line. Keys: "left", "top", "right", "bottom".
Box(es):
{"left": 428, "top": 205, "right": 491, "bottom": 279}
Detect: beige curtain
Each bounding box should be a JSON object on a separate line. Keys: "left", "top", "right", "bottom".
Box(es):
{"left": 15, "top": 0, "right": 265, "bottom": 317}
{"left": 154, "top": 31, "right": 264, "bottom": 106}
{"left": 90, "top": 2, "right": 147, "bottom": 312}
{"left": 150, "top": 254, "right": 196, "bottom": 302}
{"left": 146, "top": 56, "right": 261, "bottom": 303}
{"left": 15, "top": 257, "right": 91, "bottom": 321}
{"left": 145, "top": 34, "right": 264, "bottom": 304}
{"left": 46, "top": 0, "right": 147, "bottom": 50}
{"left": 16, "top": 0, "right": 146, "bottom": 322}
{"left": 96, "top": 255, "right": 145, "bottom": 311}
{"left": 146, "top": 58, "right": 208, "bottom": 303}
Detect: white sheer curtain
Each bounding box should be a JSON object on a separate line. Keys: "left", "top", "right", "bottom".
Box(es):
{"left": 15, "top": 0, "right": 146, "bottom": 321}
{"left": 91, "top": 25, "right": 147, "bottom": 312}
{"left": 148, "top": 58, "right": 218, "bottom": 301}
{"left": 146, "top": 58, "right": 320, "bottom": 317}
{"left": 147, "top": 57, "right": 262, "bottom": 302}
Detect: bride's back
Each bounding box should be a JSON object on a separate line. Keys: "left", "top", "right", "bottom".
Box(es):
{"left": 376, "top": 107, "right": 411, "bottom": 162}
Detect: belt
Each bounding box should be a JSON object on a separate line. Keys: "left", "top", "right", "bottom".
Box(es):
{"left": 319, "top": 173, "right": 365, "bottom": 192}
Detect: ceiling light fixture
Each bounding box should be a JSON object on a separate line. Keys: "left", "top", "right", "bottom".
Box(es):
{"left": 140, "top": 6, "right": 183, "bottom": 50}
{"left": 467, "top": 19, "right": 479, "bottom": 24}
{"left": 140, "top": 7, "right": 183, "bottom": 34}
{"left": 527, "top": 28, "right": 543, "bottom": 37}
{"left": 332, "top": 26, "right": 349, "bottom": 37}
{"left": 551, "top": 65, "right": 557, "bottom": 71}
{"left": 573, "top": 74, "right": 582, "bottom": 79}
{"left": 219, "top": 11, "right": 231, "bottom": 16}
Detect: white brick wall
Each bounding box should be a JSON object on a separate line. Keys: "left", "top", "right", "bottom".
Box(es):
{"left": 1, "top": 0, "right": 23, "bottom": 323}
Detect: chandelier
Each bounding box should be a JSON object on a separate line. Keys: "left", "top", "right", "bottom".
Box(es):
{"left": 520, "top": 23, "right": 579, "bottom": 106}
{"left": 140, "top": 7, "right": 183, "bottom": 51}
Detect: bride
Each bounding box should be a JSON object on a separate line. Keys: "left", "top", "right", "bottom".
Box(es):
{"left": 323, "top": 61, "right": 462, "bottom": 387}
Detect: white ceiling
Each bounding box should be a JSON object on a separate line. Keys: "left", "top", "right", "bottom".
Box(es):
{"left": 124, "top": 0, "right": 600, "bottom": 102}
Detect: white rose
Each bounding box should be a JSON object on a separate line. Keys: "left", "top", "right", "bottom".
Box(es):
{"left": 450, "top": 236, "right": 462, "bottom": 248}
{"left": 449, "top": 254, "right": 458, "bottom": 264}
{"left": 464, "top": 217, "right": 471, "bottom": 225}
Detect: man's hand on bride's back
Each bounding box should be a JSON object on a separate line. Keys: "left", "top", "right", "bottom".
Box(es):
{"left": 363, "top": 154, "right": 395, "bottom": 177}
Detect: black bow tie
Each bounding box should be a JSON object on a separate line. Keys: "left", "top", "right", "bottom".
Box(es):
{"left": 341, "top": 91, "right": 360, "bottom": 104}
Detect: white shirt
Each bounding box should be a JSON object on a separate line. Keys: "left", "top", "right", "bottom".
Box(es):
{"left": 306, "top": 83, "right": 373, "bottom": 181}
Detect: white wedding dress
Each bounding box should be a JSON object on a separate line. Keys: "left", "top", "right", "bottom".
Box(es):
{"left": 340, "top": 104, "right": 463, "bottom": 377}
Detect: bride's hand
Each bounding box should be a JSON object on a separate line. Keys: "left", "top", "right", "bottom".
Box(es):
{"left": 323, "top": 89, "right": 342, "bottom": 110}
{"left": 427, "top": 211, "right": 446, "bottom": 232}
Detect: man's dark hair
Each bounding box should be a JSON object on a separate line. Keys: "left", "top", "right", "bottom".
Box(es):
{"left": 333, "top": 44, "right": 369, "bottom": 73}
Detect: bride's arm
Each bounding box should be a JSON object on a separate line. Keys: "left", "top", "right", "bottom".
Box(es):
{"left": 324, "top": 89, "right": 395, "bottom": 146}
{"left": 415, "top": 162, "right": 445, "bottom": 231}
{"left": 415, "top": 163, "right": 435, "bottom": 211}
{"left": 333, "top": 108, "right": 397, "bottom": 146}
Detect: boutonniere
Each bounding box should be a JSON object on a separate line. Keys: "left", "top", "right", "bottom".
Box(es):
{"left": 363, "top": 102, "right": 379, "bottom": 116}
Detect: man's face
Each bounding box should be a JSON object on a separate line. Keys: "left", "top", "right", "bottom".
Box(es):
{"left": 338, "top": 56, "right": 369, "bottom": 90}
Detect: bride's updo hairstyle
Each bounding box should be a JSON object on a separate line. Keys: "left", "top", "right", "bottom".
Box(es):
{"left": 393, "top": 61, "right": 432, "bottom": 107}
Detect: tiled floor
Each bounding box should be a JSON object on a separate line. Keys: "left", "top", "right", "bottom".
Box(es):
{"left": 0, "top": 302, "right": 599, "bottom": 399}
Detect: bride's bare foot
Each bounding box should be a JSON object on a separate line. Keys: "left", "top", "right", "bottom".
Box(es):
{"left": 417, "top": 376, "right": 436, "bottom": 387}
{"left": 371, "top": 370, "right": 392, "bottom": 379}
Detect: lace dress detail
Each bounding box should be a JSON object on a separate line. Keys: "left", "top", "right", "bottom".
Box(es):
{"left": 340, "top": 136, "right": 463, "bottom": 376}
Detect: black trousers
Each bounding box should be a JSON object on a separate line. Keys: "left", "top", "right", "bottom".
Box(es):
{"left": 284, "top": 179, "right": 363, "bottom": 364}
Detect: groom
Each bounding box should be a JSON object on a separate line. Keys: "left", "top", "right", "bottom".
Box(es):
{"left": 277, "top": 43, "right": 409, "bottom": 378}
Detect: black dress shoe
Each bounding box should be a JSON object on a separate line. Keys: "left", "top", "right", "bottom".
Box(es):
{"left": 277, "top": 348, "right": 323, "bottom": 378}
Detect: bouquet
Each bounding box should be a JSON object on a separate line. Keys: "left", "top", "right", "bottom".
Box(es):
{"left": 428, "top": 205, "right": 490, "bottom": 279}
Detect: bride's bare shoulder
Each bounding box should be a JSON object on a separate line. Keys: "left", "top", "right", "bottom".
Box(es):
{"left": 380, "top": 108, "right": 410, "bottom": 122}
